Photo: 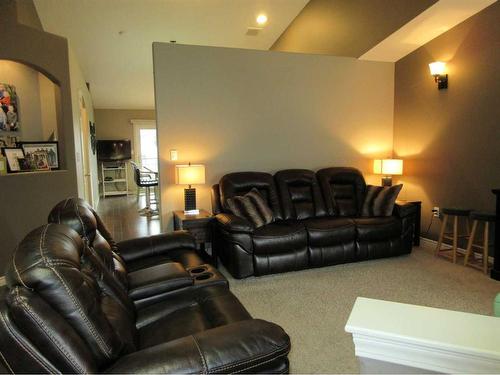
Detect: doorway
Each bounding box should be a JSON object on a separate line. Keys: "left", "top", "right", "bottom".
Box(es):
{"left": 132, "top": 119, "right": 158, "bottom": 172}
{"left": 79, "top": 96, "right": 94, "bottom": 205}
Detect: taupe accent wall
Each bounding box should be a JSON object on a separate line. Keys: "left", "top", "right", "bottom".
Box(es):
{"left": 0, "top": 0, "right": 93, "bottom": 274}
{"left": 153, "top": 43, "right": 395, "bottom": 229}
{"left": 393, "top": 2, "right": 500, "bottom": 241}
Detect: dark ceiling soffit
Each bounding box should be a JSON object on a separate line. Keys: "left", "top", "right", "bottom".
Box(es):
{"left": 270, "top": 0, "right": 438, "bottom": 58}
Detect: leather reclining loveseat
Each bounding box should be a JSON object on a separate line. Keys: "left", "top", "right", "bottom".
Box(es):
{"left": 47, "top": 198, "right": 225, "bottom": 308}
{"left": 212, "top": 167, "right": 418, "bottom": 279}
{"left": 0, "top": 200, "right": 291, "bottom": 373}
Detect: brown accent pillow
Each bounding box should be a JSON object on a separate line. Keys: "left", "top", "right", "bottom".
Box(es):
{"left": 226, "top": 188, "right": 274, "bottom": 228}
{"left": 361, "top": 184, "right": 403, "bottom": 217}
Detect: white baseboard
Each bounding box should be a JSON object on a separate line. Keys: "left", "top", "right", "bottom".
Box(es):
{"left": 419, "top": 236, "right": 494, "bottom": 264}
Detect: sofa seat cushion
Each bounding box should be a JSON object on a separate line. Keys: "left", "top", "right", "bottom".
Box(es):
{"left": 303, "top": 218, "right": 356, "bottom": 267}
{"left": 127, "top": 262, "right": 193, "bottom": 301}
{"left": 252, "top": 221, "right": 307, "bottom": 255}
{"left": 303, "top": 217, "right": 356, "bottom": 246}
{"left": 353, "top": 217, "right": 402, "bottom": 241}
{"left": 137, "top": 286, "right": 251, "bottom": 349}
{"left": 125, "top": 248, "right": 204, "bottom": 273}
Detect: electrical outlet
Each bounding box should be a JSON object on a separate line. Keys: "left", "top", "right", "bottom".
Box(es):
{"left": 432, "top": 206, "right": 440, "bottom": 218}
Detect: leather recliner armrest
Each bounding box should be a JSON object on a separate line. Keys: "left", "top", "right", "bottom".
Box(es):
{"left": 105, "top": 319, "right": 290, "bottom": 374}
{"left": 117, "top": 231, "right": 197, "bottom": 263}
{"left": 393, "top": 202, "right": 418, "bottom": 218}
{"left": 215, "top": 213, "right": 254, "bottom": 234}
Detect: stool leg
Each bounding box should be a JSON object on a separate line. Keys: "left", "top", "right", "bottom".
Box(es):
{"left": 452, "top": 215, "right": 458, "bottom": 263}
{"left": 484, "top": 222, "right": 489, "bottom": 274}
{"left": 464, "top": 220, "right": 478, "bottom": 267}
{"left": 436, "top": 214, "right": 449, "bottom": 256}
{"left": 145, "top": 186, "right": 151, "bottom": 209}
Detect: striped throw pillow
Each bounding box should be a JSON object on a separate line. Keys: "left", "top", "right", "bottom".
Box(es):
{"left": 226, "top": 188, "right": 274, "bottom": 228}
{"left": 361, "top": 184, "right": 403, "bottom": 217}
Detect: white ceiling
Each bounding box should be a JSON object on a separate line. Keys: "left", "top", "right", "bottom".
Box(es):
{"left": 34, "top": 0, "right": 308, "bottom": 109}
{"left": 360, "top": 0, "right": 497, "bottom": 62}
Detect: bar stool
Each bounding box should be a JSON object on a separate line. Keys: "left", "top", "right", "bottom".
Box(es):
{"left": 435, "top": 208, "right": 471, "bottom": 263}
{"left": 464, "top": 211, "right": 495, "bottom": 274}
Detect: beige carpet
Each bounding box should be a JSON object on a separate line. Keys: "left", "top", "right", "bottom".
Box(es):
{"left": 220, "top": 244, "right": 500, "bottom": 374}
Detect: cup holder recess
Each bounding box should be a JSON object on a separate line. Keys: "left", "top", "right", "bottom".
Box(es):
{"left": 195, "top": 272, "right": 214, "bottom": 281}
{"left": 190, "top": 266, "right": 208, "bottom": 274}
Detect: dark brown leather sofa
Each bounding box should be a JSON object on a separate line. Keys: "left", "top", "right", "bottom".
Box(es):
{"left": 212, "top": 167, "right": 418, "bottom": 278}
{"left": 0, "top": 200, "right": 291, "bottom": 373}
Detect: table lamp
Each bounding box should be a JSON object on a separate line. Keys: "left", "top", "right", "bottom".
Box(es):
{"left": 175, "top": 163, "right": 205, "bottom": 214}
{"left": 373, "top": 159, "right": 403, "bottom": 186}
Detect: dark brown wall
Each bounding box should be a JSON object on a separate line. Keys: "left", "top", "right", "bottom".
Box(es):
{"left": 393, "top": 2, "right": 500, "bottom": 242}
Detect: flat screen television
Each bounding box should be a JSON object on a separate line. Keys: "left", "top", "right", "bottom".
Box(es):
{"left": 97, "top": 140, "right": 132, "bottom": 162}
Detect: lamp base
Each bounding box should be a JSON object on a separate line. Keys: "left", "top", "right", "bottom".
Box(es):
{"left": 381, "top": 176, "right": 393, "bottom": 187}
{"left": 184, "top": 187, "right": 197, "bottom": 211}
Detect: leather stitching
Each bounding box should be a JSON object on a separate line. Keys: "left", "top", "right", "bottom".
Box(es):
{"left": 52, "top": 268, "right": 112, "bottom": 358}
{"left": 11, "top": 246, "right": 31, "bottom": 290}
{"left": 234, "top": 352, "right": 288, "bottom": 374}
{"left": 38, "top": 226, "right": 111, "bottom": 358}
{"left": 0, "top": 350, "right": 14, "bottom": 374}
{"left": 211, "top": 344, "right": 289, "bottom": 372}
{"left": 0, "top": 310, "right": 53, "bottom": 373}
{"left": 39, "top": 224, "right": 111, "bottom": 358}
{"left": 192, "top": 335, "right": 208, "bottom": 374}
{"left": 74, "top": 202, "right": 88, "bottom": 240}
{"left": 14, "top": 288, "right": 84, "bottom": 373}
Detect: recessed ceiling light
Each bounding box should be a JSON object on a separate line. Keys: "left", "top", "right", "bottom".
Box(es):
{"left": 256, "top": 14, "right": 268, "bottom": 25}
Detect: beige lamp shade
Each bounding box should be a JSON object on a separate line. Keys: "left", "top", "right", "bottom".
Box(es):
{"left": 175, "top": 164, "right": 206, "bottom": 185}
{"left": 429, "top": 61, "right": 446, "bottom": 76}
{"left": 373, "top": 159, "right": 403, "bottom": 175}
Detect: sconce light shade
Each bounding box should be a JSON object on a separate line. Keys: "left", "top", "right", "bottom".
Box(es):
{"left": 373, "top": 159, "right": 403, "bottom": 186}
{"left": 175, "top": 164, "right": 206, "bottom": 186}
{"left": 429, "top": 61, "right": 448, "bottom": 89}
{"left": 429, "top": 61, "right": 446, "bottom": 76}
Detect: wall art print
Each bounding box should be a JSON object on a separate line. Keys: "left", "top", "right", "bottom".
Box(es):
{"left": 0, "top": 83, "right": 20, "bottom": 132}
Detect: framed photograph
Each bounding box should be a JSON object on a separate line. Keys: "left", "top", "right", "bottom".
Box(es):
{"left": 0, "top": 83, "right": 20, "bottom": 132}
{"left": 32, "top": 151, "right": 50, "bottom": 171}
{"left": 0, "top": 135, "right": 19, "bottom": 148}
{"left": 2, "top": 147, "right": 24, "bottom": 172}
{"left": 16, "top": 157, "right": 32, "bottom": 171}
{"left": 20, "top": 141, "right": 59, "bottom": 170}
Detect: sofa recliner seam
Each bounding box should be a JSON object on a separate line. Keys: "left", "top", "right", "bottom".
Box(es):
{"left": 13, "top": 288, "right": 85, "bottom": 373}
{"left": 0, "top": 309, "right": 54, "bottom": 373}
{"left": 210, "top": 343, "right": 289, "bottom": 372}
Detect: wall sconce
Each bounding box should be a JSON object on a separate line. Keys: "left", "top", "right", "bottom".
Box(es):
{"left": 429, "top": 62, "right": 448, "bottom": 90}
{"left": 175, "top": 163, "right": 206, "bottom": 214}
{"left": 373, "top": 159, "right": 403, "bottom": 186}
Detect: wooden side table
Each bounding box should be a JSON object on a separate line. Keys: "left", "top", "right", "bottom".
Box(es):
{"left": 173, "top": 209, "right": 217, "bottom": 266}
{"left": 396, "top": 200, "right": 422, "bottom": 246}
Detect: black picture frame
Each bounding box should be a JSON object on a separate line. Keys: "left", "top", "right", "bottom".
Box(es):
{"left": 1, "top": 147, "right": 25, "bottom": 173}
{"left": 18, "top": 141, "right": 59, "bottom": 170}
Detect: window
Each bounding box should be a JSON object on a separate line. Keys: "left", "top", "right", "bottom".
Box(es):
{"left": 132, "top": 120, "right": 158, "bottom": 172}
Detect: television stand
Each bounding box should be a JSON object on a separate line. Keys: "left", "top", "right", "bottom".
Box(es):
{"left": 100, "top": 161, "right": 129, "bottom": 198}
